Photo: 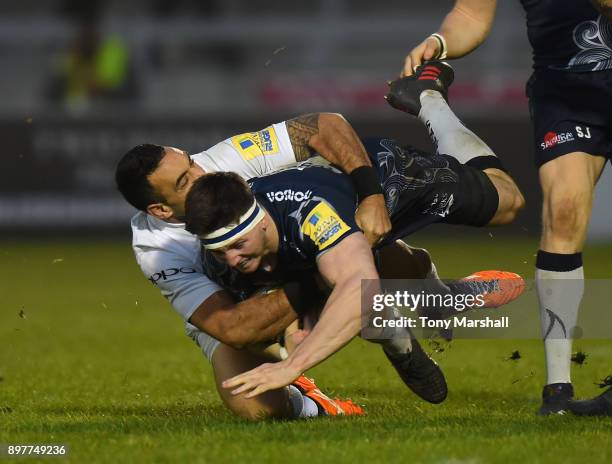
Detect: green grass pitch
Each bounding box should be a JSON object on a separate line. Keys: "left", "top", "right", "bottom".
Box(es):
{"left": 1, "top": 237, "right": 611, "bottom": 463}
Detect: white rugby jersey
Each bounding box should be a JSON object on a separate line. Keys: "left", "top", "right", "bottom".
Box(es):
{"left": 132, "top": 122, "right": 298, "bottom": 323}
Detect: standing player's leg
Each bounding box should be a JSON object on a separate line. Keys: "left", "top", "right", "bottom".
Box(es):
{"left": 527, "top": 68, "right": 611, "bottom": 415}
{"left": 536, "top": 152, "right": 606, "bottom": 415}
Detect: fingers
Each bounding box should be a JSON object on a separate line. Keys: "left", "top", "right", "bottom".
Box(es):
{"left": 357, "top": 218, "right": 391, "bottom": 247}
{"left": 373, "top": 228, "right": 390, "bottom": 246}
{"left": 401, "top": 37, "right": 442, "bottom": 77}
{"left": 223, "top": 363, "right": 268, "bottom": 388}
{"left": 356, "top": 218, "right": 380, "bottom": 246}
{"left": 222, "top": 363, "right": 282, "bottom": 398}
{"left": 232, "top": 379, "right": 270, "bottom": 399}
{"left": 244, "top": 384, "right": 269, "bottom": 399}
{"left": 424, "top": 35, "right": 443, "bottom": 62}
{"left": 234, "top": 379, "right": 272, "bottom": 399}
{"left": 363, "top": 230, "right": 378, "bottom": 247}
{"left": 402, "top": 54, "right": 420, "bottom": 77}
{"left": 230, "top": 381, "right": 257, "bottom": 396}
{"left": 423, "top": 42, "right": 437, "bottom": 60}
{"left": 401, "top": 59, "right": 411, "bottom": 77}
{"left": 402, "top": 40, "right": 427, "bottom": 76}
{"left": 223, "top": 370, "right": 267, "bottom": 397}
{"left": 364, "top": 226, "right": 389, "bottom": 247}
{"left": 222, "top": 371, "right": 251, "bottom": 390}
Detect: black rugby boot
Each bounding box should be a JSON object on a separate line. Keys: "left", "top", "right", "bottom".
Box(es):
{"left": 538, "top": 383, "right": 574, "bottom": 415}
{"left": 567, "top": 387, "right": 612, "bottom": 416}
{"left": 386, "top": 60, "right": 454, "bottom": 115}
{"left": 384, "top": 336, "right": 448, "bottom": 404}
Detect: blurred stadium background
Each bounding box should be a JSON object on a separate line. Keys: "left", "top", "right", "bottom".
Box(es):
{"left": 1, "top": 0, "right": 610, "bottom": 239}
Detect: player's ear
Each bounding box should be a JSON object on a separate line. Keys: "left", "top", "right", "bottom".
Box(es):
{"left": 147, "top": 202, "right": 174, "bottom": 220}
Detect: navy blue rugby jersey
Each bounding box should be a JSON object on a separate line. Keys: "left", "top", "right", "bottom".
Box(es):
{"left": 199, "top": 161, "right": 359, "bottom": 299}
{"left": 249, "top": 161, "right": 359, "bottom": 274}
{"left": 520, "top": 0, "right": 612, "bottom": 71}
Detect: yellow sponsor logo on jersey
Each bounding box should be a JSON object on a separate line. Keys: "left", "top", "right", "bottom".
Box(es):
{"left": 301, "top": 202, "right": 350, "bottom": 251}
{"left": 231, "top": 126, "right": 279, "bottom": 160}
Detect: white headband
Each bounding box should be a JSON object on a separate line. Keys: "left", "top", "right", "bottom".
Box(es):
{"left": 200, "top": 200, "right": 265, "bottom": 250}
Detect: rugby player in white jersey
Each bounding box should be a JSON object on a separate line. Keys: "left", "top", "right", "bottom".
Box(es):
{"left": 115, "top": 61, "right": 524, "bottom": 420}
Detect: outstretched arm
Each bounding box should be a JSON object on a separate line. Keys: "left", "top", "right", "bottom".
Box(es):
{"left": 403, "top": 0, "right": 497, "bottom": 76}
{"left": 222, "top": 233, "right": 379, "bottom": 398}
{"left": 282, "top": 233, "right": 379, "bottom": 372}
{"left": 286, "top": 113, "right": 391, "bottom": 246}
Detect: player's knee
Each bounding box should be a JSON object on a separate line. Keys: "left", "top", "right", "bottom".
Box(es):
{"left": 508, "top": 188, "right": 526, "bottom": 221}
{"left": 495, "top": 185, "right": 525, "bottom": 225}
{"left": 225, "top": 395, "right": 288, "bottom": 421}
{"left": 216, "top": 377, "right": 290, "bottom": 421}
{"left": 485, "top": 170, "right": 524, "bottom": 225}
{"left": 231, "top": 407, "right": 268, "bottom": 421}
{"left": 233, "top": 405, "right": 278, "bottom": 422}
{"left": 544, "top": 192, "right": 589, "bottom": 239}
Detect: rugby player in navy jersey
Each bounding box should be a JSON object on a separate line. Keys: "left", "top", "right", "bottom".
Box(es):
{"left": 400, "top": 0, "right": 611, "bottom": 416}
{"left": 184, "top": 126, "right": 525, "bottom": 398}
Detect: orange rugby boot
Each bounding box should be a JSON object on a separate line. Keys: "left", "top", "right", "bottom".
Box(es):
{"left": 292, "top": 375, "right": 365, "bottom": 416}
{"left": 457, "top": 270, "right": 525, "bottom": 308}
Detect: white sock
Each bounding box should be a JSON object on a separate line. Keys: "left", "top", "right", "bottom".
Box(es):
{"left": 382, "top": 307, "right": 413, "bottom": 355}
{"left": 301, "top": 396, "right": 320, "bottom": 418}
{"left": 418, "top": 90, "right": 496, "bottom": 162}
{"left": 535, "top": 251, "right": 584, "bottom": 385}
{"left": 287, "top": 385, "right": 319, "bottom": 418}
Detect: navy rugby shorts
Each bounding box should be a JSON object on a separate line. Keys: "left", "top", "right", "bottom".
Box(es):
{"left": 526, "top": 68, "right": 612, "bottom": 167}
{"left": 361, "top": 137, "right": 500, "bottom": 248}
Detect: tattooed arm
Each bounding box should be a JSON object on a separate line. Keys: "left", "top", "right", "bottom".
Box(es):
{"left": 285, "top": 113, "right": 392, "bottom": 246}
{"left": 285, "top": 113, "right": 371, "bottom": 169}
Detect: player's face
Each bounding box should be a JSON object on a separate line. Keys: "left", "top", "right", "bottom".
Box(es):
{"left": 211, "top": 227, "right": 267, "bottom": 274}
{"left": 147, "top": 146, "right": 205, "bottom": 219}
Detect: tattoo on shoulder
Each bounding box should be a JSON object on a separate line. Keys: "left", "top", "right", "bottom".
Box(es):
{"left": 286, "top": 113, "right": 319, "bottom": 161}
